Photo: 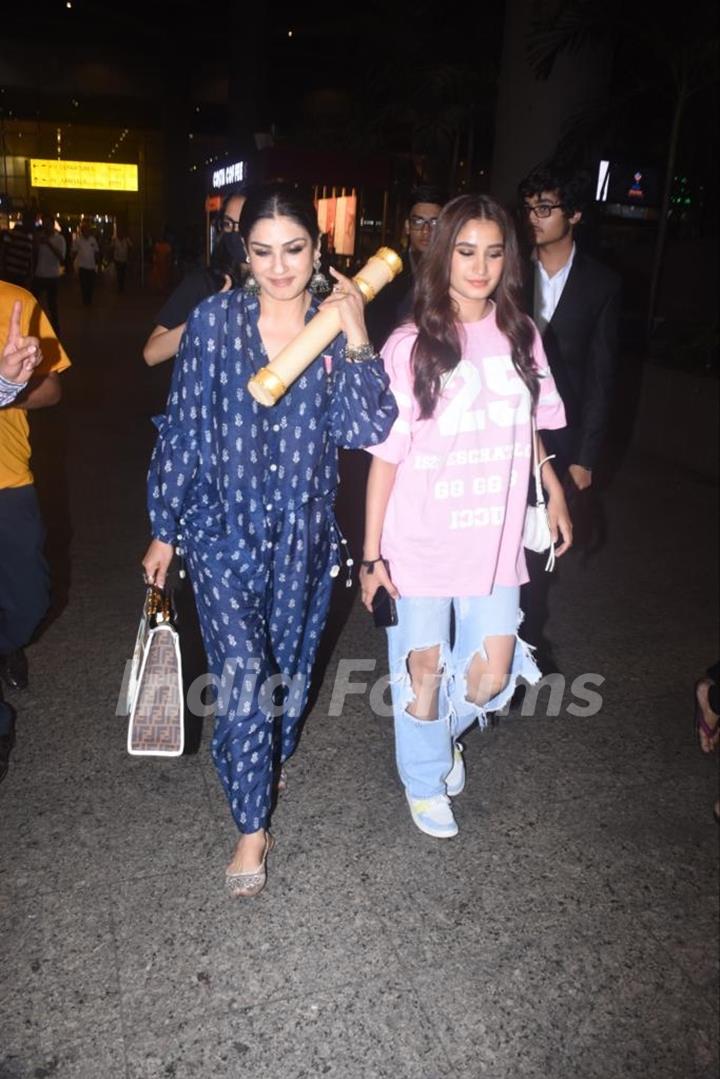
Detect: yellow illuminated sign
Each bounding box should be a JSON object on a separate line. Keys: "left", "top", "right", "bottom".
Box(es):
{"left": 30, "top": 159, "right": 139, "bottom": 192}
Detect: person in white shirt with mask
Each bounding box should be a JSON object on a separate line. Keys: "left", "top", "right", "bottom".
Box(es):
{"left": 72, "top": 219, "right": 100, "bottom": 307}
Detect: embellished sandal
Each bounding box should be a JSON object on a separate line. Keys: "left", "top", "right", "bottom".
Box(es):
{"left": 225, "top": 833, "right": 275, "bottom": 899}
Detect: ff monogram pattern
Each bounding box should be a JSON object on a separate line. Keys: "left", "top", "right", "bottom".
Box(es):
{"left": 128, "top": 625, "right": 183, "bottom": 755}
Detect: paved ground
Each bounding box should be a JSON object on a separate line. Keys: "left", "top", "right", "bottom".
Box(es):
{"left": 1, "top": 273, "right": 718, "bottom": 1079}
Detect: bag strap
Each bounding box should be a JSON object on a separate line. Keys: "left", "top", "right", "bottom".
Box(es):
{"left": 530, "top": 410, "right": 555, "bottom": 507}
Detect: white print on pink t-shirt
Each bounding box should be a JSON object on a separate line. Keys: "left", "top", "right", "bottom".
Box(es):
{"left": 438, "top": 355, "right": 532, "bottom": 436}
{"left": 368, "top": 310, "right": 566, "bottom": 598}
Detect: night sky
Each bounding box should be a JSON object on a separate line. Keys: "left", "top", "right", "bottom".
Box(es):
{"left": 1, "top": 0, "right": 717, "bottom": 214}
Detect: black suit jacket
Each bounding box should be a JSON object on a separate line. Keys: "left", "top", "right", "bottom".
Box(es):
{"left": 523, "top": 250, "right": 621, "bottom": 472}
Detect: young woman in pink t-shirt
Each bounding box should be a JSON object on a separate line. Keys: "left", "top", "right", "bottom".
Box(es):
{"left": 360, "top": 193, "right": 572, "bottom": 839}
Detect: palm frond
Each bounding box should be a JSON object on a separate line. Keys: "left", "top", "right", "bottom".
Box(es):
{"left": 528, "top": 0, "right": 620, "bottom": 79}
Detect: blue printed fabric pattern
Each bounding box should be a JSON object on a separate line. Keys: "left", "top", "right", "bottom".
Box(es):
{"left": 147, "top": 289, "right": 397, "bottom": 833}
{"left": 0, "top": 373, "right": 26, "bottom": 406}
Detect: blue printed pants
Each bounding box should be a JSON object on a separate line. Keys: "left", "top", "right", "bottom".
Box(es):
{"left": 187, "top": 502, "right": 335, "bottom": 834}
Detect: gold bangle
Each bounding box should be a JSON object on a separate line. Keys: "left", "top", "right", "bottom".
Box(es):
{"left": 373, "top": 247, "right": 403, "bottom": 277}
{"left": 247, "top": 367, "right": 287, "bottom": 406}
{"left": 353, "top": 276, "right": 376, "bottom": 303}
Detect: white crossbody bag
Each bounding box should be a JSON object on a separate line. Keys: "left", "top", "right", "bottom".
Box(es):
{"left": 523, "top": 414, "right": 557, "bottom": 572}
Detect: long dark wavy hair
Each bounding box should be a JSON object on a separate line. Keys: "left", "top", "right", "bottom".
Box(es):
{"left": 412, "top": 193, "right": 538, "bottom": 418}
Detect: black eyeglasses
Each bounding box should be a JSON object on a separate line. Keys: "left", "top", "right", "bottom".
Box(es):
{"left": 218, "top": 214, "right": 241, "bottom": 232}
{"left": 524, "top": 202, "right": 563, "bottom": 219}
{"left": 409, "top": 215, "right": 439, "bottom": 231}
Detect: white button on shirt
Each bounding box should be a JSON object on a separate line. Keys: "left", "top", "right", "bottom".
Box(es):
{"left": 533, "top": 244, "right": 576, "bottom": 333}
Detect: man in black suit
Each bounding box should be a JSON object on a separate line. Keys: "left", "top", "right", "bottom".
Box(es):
{"left": 366, "top": 184, "right": 447, "bottom": 351}
{"left": 518, "top": 164, "right": 621, "bottom": 487}
{"left": 517, "top": 163, "right": 621, "bottom": 666}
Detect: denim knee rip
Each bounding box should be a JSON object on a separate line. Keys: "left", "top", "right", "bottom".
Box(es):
{"left": 390, "top": 640, "right": 453, "bottom": 725}
{"left": 450, "top": 610, "right": 542, "bottom": 736}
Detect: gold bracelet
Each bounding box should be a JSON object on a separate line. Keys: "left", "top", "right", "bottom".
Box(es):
{"left": 354, "top": 276, "right": 376, "bottom": 303}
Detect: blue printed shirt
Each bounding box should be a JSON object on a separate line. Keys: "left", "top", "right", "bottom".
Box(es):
{"left": 147, "top": 289, "right": 398, "bottom": 548}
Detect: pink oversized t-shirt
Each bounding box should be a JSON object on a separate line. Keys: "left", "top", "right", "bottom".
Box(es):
{"left": 368, "top": 307, "right": 566, "bottom": 596}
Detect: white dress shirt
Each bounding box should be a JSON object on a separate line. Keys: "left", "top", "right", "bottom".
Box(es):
{"left": 533, "top": 243, "right": 576, "bottom": 333}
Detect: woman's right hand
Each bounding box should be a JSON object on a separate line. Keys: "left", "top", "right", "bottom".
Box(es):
{"left": 142, "top": 538, "right": 175, "bottom": 590}
{"left": 359, "top": 558, "right": 398, "bottom": 613}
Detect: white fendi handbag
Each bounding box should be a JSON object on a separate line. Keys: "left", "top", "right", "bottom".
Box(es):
{"left": 125, "top": 586, "right": 184, "bottom": 757}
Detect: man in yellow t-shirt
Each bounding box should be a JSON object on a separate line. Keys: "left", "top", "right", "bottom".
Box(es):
{"left": 0, "top": 281, "right": 71, "bottom": 769}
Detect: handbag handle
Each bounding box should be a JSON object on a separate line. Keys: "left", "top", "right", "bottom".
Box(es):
{"left": 144, "top": 584, "right": 173, "bottom": 624}
{"left": 530, "top": 411, "right": 555, "bottom": 508}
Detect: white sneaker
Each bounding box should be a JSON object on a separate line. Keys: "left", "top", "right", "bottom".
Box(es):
{"left": 445, "top": 742, "right": 465, "bottom": 797}
{"left": 405, "top": 791, "right": 458, "bottom": 838}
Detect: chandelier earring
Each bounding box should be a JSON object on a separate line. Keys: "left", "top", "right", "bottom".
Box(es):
{"left": 243, "top": 251, "right": 260, "bottom": 296}
{"left": 309, "top": 254, "right": 331, "bottom": 296}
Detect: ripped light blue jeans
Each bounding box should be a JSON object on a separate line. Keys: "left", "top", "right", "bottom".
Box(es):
{"left": 386, "top": 587, "right": 541, "bottom": 799}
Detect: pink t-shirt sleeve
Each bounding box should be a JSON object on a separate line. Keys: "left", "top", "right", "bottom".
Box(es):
{"left": 366, "top": 329, "right": 417, "bottom": 465}
{"left": 532, "top": 326, "right": 566, "bottom": 431}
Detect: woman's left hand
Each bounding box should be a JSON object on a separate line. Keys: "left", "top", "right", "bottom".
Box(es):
{"left": 547, "top": 489, "right": 573, "bottom": 557}
{"left": 319, "top": 267, "right": 369, "bottom": 348}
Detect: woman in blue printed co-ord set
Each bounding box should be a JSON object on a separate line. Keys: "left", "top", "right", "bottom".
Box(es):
{"left": 142, "top": 183, "right": 397, "bottom": 898}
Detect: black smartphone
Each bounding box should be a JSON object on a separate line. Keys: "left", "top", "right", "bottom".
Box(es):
{"left": 371, "top": 586, "right": 398, "bottom": 629}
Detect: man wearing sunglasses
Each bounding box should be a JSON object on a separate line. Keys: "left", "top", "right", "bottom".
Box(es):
{"left": 366, "top": 184, "right": 447, "bottom": 350}
{"left": 142, "top": 190, "right": 246, "bottom": 368}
